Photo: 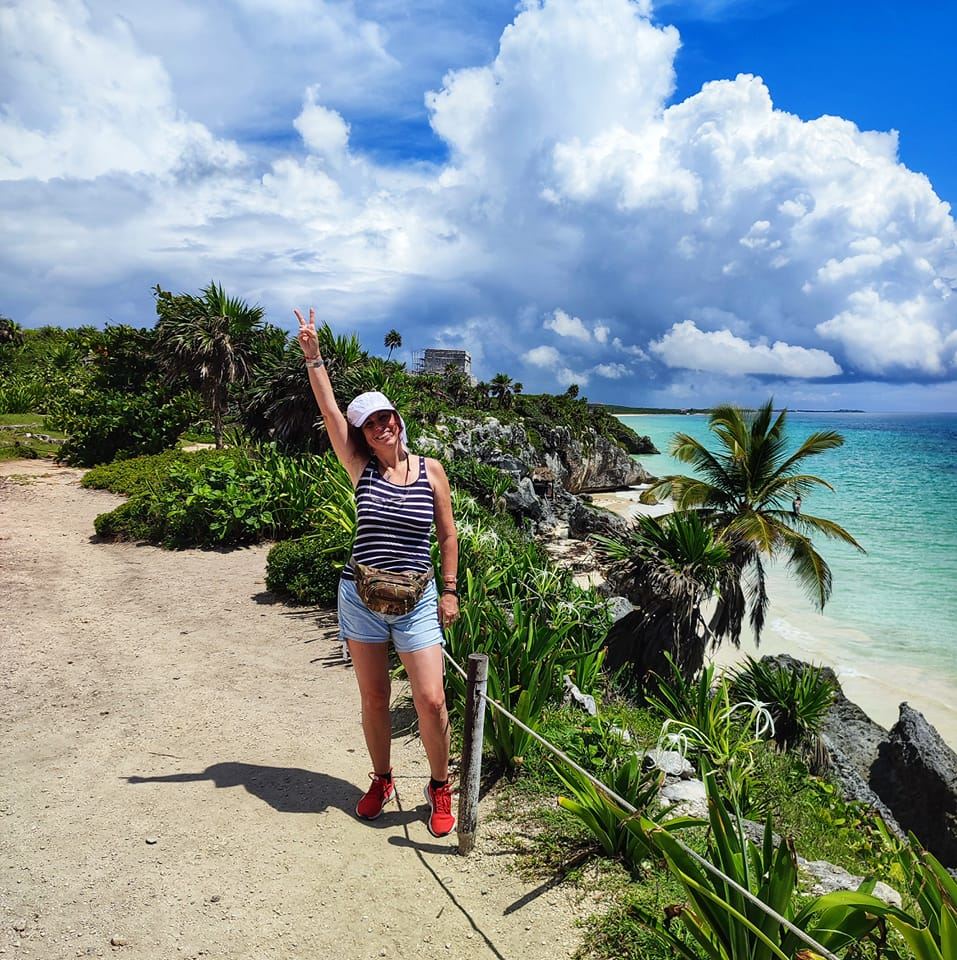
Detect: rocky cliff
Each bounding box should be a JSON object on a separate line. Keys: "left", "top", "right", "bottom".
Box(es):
{"left": 419, "top": 416, "right": 653, "bottom": 494}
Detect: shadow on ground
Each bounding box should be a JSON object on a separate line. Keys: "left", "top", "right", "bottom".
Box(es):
{"left": 126, "top": 761, "right": 360, "bottom": 815}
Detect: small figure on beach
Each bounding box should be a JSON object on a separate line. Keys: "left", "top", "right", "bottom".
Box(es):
{"left": 792, "top": 494, "right": 802, "bottom": 516}
{"left": 295, "top": 307, "right": 459, "bottom": 838}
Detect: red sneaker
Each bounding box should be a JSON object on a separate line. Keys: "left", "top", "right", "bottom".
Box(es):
{"left": 424, "top": 781, "right": 455, "bottom": 837}
{"left": 355, "top": 772, "right": 396, "bottom": 820}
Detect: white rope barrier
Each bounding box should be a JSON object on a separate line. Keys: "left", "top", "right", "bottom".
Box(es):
{"left": 440, "top": 647, "right": 842, "bottom": 960}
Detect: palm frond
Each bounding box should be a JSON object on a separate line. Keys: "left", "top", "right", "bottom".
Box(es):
{"left": 769, "top": 511, "right": 865, "bottom": 551}
{"left": 780, "top": 529, "right": 833, "bottom": 608}
{"left": 772, "top": 430, "right": 846, "bottom": 479}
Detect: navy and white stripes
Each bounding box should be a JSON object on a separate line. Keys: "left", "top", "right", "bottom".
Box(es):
{"left": 341, "top": 456, "right": 434, "bottom": 580}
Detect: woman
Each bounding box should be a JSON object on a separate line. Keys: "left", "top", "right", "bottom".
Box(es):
{"left": 294, "top": 307, "right": 460, "bottom": 838}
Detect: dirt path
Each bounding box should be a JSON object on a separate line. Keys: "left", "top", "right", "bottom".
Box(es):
{"left": 0, "top": 462, "right": 583, "bottom": 960}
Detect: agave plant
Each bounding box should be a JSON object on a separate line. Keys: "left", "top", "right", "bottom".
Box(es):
{"left": 554, "top": 747, "right": 665, "bottom": 870}
{"left": 885, "top": 832, "right": 957, "bottom": 960}
{"left": 627, "top": 764, "right": 905, "bottom": 960}
{"left": 441, "top": 536, "right": 608, "bottom": 769}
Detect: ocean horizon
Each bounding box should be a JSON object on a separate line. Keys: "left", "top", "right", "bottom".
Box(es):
{"left": 617, "top": 411, "right": 957, "bottom": 744}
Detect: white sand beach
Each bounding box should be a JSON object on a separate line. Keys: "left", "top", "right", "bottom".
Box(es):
{"left": 591, "top": 488, "right": 957, "bottom": 747}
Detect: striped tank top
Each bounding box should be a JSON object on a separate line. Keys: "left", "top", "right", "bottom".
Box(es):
{"left": 341, "top": 455, "right": 434, "bottom": 581}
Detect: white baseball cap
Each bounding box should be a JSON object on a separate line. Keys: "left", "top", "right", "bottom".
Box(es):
{"left": 346, "top": 391, "right": 408, "bottom": 449}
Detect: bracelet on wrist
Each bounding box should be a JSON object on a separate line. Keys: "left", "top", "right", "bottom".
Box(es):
{"left": 441, "top": 588, "right": 459, "bottom": 597}
{"left": 305, "top": 357, "right": 325, "bottom": 369}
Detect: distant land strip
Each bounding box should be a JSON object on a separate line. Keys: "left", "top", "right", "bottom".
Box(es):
{"left": 593, "top": 404, "right": 866, "bottom": 415}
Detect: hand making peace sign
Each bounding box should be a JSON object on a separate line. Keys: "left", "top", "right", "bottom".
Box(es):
{"left": 293, "top": 307, "right": 321, "bottom": 360}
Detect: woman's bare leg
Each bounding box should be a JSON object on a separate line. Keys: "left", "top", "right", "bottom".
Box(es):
{"left": 398, "top": 645, "right": 450, "bottom": 781}
{"left": 347, "top": 640, "right": 393, "bottom": 774}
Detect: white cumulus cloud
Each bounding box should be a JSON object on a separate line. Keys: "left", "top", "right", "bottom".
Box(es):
{"left": 544, "top": 308, "right": 593, "bottom": 341}
{"left": 593, "top": 362, "right": 629, "bottom": 379}
{"left": 0, "top": 0, "right": 243, "bottom": 181}
{"left": 650, "top": 321, "right": 842, "bottom": 378}
{"left": 1, "top": 0, "right": 955, "bottom": 406}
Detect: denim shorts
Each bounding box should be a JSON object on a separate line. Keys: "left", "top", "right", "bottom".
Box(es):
{"left": 337, "top": 576, "right": 445, "bottom": 653}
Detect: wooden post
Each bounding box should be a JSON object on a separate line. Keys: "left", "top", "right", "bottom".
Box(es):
{"left": 457, "top": 653, "right": 488, "bottom": 855}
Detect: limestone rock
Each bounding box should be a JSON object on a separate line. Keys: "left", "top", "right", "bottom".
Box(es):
{"left": 605, "top": 596, "right": 634, "bottom": 625}
{"left": 799, "top": 859, "right": 902, "bottom": 908}
{"left": 562, "top": 676, "right": 597, "bottom": 717}
{"left": 567, "top": 500, "right": 629, "bottom": 542}
{"left": 641, "top": 749, "right": 694, "bottom": 779}
{"left": 871, "top": 703, "right": 957, "bottom": 865}
{"left": 660, "top": 779, "right": 707, "bottom": 819}
{"left": 502, "top": 477, "right": 545, "bottom": 521}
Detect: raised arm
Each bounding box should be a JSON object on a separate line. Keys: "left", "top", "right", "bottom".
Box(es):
{"left": 294, "top": 307, "right": 368, "bottom": 484}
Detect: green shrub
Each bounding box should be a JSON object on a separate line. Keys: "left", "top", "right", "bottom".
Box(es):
{"left": 56, "top": 386, "right": 197, "bottom": 466}
{"left": 728, "top": 655, "right": 836, "bottom": 765}
{"left": 91, "top": 445, "right": 353, "bottom": 550}
{"left": 82, "top": 448, "right": 235, "bottom": 495}
{"left": 442, "top": 516, "right": 610, "bottom": 769}
{"left": 93, "top": 497, "right": 156, "bottom": 541}
{"left": 265, "top": 531, "right": 350, "bottom": 605}
{"left": 444, "top": 457, "right": 515, "bottom": 504}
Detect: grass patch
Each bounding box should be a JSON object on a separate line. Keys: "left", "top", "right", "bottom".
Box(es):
{"left": 0, "top": 412, "right": 46, "bottom": 427}
{"left": 0, "top": 414, "right": 65, "bottom": 461}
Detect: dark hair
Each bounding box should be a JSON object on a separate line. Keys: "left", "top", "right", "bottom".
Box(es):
{"left": 347, "top": 423, "right": 373, "bottom": 460}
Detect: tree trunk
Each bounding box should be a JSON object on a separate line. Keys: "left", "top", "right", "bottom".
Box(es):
{"left": 212, "top": 392, "right": 224, "bottom": 448}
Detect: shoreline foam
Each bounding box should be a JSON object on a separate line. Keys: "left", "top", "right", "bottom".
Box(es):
{"left": 590, "top": 487, "right": 957, "bottom": 748}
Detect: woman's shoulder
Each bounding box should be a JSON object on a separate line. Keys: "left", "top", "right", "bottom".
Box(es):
{"left": 422, "top": 456, "right": 449, "bottom": 485}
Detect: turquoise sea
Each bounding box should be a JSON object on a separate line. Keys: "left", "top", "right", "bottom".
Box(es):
{"left": 617, "top": 412, "right": 957, "bottom": 740}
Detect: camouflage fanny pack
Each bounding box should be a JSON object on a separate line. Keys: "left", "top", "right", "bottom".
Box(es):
{"left": 352, "top": 561, "right": 434, "bottom": 616}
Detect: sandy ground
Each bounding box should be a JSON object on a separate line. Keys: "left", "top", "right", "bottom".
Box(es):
{"left": 0, "top": 462, "right": 584, "bottom": 960}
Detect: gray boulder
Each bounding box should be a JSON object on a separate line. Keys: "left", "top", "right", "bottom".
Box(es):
{"left": 567, "top": 500, "right": 629, "bottom": 542}
{"left": 818, "top": 665, "right": 888, "bottom": 785}
{"left": 641, "top": 749, "right": 695, "bottom": 779}
{"left": 605, "top": 595, "right": 635, "bottom": 625}
{"left": 660, "top": 779, "right": 708, "bottom": 819}
{"left": 822, "top": 736, "right": 905, "bottom": 838}
{"left": 502, "top": 476, "right": 545, "bottom": 521}
{"left": 871, "top": 703, "right": 957, "bottom": 865}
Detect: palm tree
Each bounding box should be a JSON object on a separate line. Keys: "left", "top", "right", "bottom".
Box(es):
{"left": 474, "top": 381, "right": 491, "bottom": 408}
{"left": 0, "top": 315, "right": 23, "bottom": 348}
{"left": 597, "top": 512, "right": 743, "bottom": 685}
{"left": 490, "top": 372, "right": 514, "bottom": 409}
{"left": 442, "top": 364, "right": 470, "bottom": 405}
{"left": 154, "top": 282, "right": 265, "bottom": 447}
{"left": 242, "top": 324, "right": 416, "bottom": 453}
{"left": 651, "top": 400, "right": 863, "bottom": 642}
{"left": 384, "top": 329, "right": 402, "bottom": 360}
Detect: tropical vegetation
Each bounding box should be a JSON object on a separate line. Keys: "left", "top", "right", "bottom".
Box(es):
{"left": 599, "top": 401, "right": 862, "bottom": 686}
{"left": 6, "top": 288, "right": 941, "bottom": 960}
{"left": 650, "top": 400, "right": 863, "bottom": 642}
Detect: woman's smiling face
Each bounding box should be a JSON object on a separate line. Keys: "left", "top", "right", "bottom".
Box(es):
{"left": 361, "top": 409, "right": 398, "bottom": 446}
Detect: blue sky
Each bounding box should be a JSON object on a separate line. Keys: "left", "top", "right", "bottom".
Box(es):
{"left": 2, "top": 0, "right": 956, "bottom": 411}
